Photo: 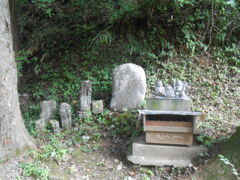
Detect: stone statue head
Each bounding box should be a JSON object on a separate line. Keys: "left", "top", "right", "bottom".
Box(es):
{"left": 165, "top": 84, "right": 175, "bottom": 98}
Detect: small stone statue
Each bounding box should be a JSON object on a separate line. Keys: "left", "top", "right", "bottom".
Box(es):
{"left": 165, "top": 84, "right": 175, "bottom": 98}
{"left": 154, "top": 80, "right": 165, "bottom": 96}
{"left": 153, "top": 79, "right": 190, "bottom": 99}
{"left": 173, "top": 79, "right": 188, "bottom": 99}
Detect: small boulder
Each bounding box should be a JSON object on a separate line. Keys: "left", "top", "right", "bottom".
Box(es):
{"left": 50, "top": 120, "right": 61, "bottom": 134}
{"left": 92, "top": 100, "right": 104, "bottom": 114}
{"left": 35, "top": 118, "right": 46, "bottom": 133}
{"left": 40, "top": 100, "right": 57, "bottom": 121}
{"left": 78, "top": 111, "right": 91, "bottom": 119}
{"left": 110, "top": 63, "right": 147, "bottom": 111}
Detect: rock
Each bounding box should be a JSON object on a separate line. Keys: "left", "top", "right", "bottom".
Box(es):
{"left": 80, "top": 81, "right": 92, "bottom": 112}
{"left": 92, "top": 100, "right": 103, "bottom": 114}
{"left": 49, "top": 120, "right": 60, "bottom": 133}
{"left": 40, "top": 100, "right": 57, "bottom": 121}
{"left": 60, "top": 103, "right": 72, "bottom": 129}
{"left": 110, "top": 63, "right": 146, "bottom": 111}
{"left": 35, "top": 118, "right": 46, "bottom": 133}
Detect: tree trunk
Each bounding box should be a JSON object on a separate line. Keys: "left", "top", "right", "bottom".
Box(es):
{"left": 0, "top": 0, "right": 33, "bottom": 160}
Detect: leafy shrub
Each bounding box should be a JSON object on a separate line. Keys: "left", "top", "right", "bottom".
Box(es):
{"left": 19, "top": 162, "right": 50, "bottom": 180}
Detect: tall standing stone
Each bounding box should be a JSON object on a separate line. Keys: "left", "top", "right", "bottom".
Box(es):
{"left": 79, "top": 81, "right": 92, "bottom": 119}
{"left": 80, "top": 81, "right": 92, "bottom": 112}
{"left": 110, "top": 63, "right": 147, "bottom": 111}
{"left": 60, "top": 103, "right": 72, "bottom": 129}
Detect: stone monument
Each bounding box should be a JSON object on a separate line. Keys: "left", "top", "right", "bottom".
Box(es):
{"left": 79, "top": 80, "right": 92, "bottom": 118}
{"left": 110, "top": 63, "right": 146, "bottom": 111}
{"left": 60, "top": 103, "right": 72, "bottom": 129}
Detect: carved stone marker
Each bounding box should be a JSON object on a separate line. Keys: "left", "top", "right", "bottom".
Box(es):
{"left": 80, "top": 81, "right": 92, "bottom": 112}
{"left": 40, "top": 100, "right": 57, "bottom": 121}
{"left": 110, "top": 63, "right": 146, "bottom": 111}
{"left": 50, "top": 120, "right": 61, "bottom": 133}
{"left": 60, "top": 103, "right": 72, "bottom": 129}
{"left": 92, "top": 100, "right": 103, "bottom": 114}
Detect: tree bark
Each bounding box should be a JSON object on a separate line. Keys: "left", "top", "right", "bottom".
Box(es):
{"left": 0, "top": 0, "right": 33, "bottom": 160}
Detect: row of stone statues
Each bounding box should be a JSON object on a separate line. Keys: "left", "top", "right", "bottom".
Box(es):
{"left": 154, "top": 79, "right": 189, "bottom": 99}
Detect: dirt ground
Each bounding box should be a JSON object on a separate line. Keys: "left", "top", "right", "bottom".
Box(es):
{"left": 1, "top": 132, "right": 209, "bottom": 180}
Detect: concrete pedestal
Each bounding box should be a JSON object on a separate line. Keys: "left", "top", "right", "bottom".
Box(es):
{"left": 146, "top": 97, "right": 192, "bottom": 111}
{"left": 127, "top": 137, "right": 207, "bottom": 167}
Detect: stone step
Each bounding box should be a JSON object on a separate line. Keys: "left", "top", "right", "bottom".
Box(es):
{"left": 127, "top": 137, "right": 207, "bottom": 167}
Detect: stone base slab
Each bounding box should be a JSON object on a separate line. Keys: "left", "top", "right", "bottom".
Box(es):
{"left": 127, "top": 137, "right": 207, "bottom": 167}
{"left": 146, "top": 98, "right": 192, "bottom": 111}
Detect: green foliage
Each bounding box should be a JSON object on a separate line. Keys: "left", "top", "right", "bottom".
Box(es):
{"left": 197, "top": 134, "right": 215, "bottom": 147}
{"left": 22, "top": 105, "right": 40, "bottom": 136}
{"left": 32, "top": 0, "right": 55, "bottom": 17}
{"left": 109, "top": 112, "right": 138, "bottom": 136}
{"left": 16, "top": 50, "right": 39, "bottom": 77}
{"left": 30, "top": 134, "right": 68, "bottom": 163}
{"left": 19, "top": 162, "right": 50, "bottom": 180}
{"left": 219, "top": 154, "right": 240, "bottom": 179}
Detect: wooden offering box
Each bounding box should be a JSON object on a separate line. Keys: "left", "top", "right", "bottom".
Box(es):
{"left": 140, "top": 110, "right": 201, "bottom": 146}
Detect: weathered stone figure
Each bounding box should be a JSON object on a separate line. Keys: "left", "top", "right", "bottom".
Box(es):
{"left": 154, "top": 80, "right": 165, "bottom": 97}
{"left": 0, "top": 0, "right": 33, "bottom": 160}
{"left": 165, "top": 84, "right": 175, "bottom": 98}
{"left": 153, "top": 79, "right": 190, "bottom": 99}
{"left": 174, "top": 79, "right": 188, "bottom": 99}
{"left": 80, "top": 81, "right": 92, "bottom": 112}
{"left": 60, "top": 103, "right": 72, "bottom": 129}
